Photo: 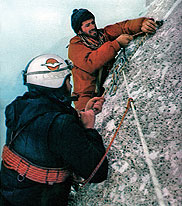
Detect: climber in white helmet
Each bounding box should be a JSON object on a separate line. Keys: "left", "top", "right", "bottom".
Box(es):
{"left": 0, "top": 54, "right": 107, "bottom": 206}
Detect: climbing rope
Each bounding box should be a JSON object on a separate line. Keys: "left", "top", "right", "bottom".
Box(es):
{"left": 104, "top": 32, "right": 149, "bottom": 97}
{"left": 83, "top": 20, "right": 165, "bottom": 204}
{"left": 104, "top": 20, "right": 163, "bottom": 97}
{"left": 74, "top": 20, "right": 164, "bottom": 194}
{"left": 80, "top": 97, "right": 133, "bottom": 188}
{"left": 112, "top": 21, "right": 166, "bottom": 206}
{"left": 122, "top": 69, "right": 166, "bottom": 206}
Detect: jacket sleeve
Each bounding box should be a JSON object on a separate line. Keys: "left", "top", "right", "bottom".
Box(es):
{"left": 68, "top": 17, "right": 147, "bottom": 74}
{"left": 48, "top": 114, "right": 108, "bottom": 183}
{"left": 68, "top": 37, "right": 120, "bottom": 74}
{"left": 104, "top": 17, "right": 147, "bottom": 39}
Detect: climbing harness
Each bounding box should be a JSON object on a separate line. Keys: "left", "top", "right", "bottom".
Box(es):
{"left": 2, "top": 145, "right": 70, "bottom": 185}
{"left": 2, "top": 113, "right": 71, "bottom": 185}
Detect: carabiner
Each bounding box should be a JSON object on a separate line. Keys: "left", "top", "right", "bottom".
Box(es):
{"left": 17, "top": 174, "right": 25, "bottom": 182}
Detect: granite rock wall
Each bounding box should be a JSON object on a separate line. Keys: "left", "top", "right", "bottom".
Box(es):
{"left": 68, "top": 0, "right": 182, "bottom": 205}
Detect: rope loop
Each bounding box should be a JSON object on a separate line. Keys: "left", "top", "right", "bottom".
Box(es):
{"left": 127, "top": 97, "right": 133, "bottom": 108}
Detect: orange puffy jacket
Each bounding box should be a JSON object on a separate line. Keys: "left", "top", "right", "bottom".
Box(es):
{"left": 68, "top": 17, "right": 148, "bottom": 111}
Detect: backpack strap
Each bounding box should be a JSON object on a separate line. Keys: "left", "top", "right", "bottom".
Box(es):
{"left": 8, "top": 115, "right": 40, "bottom": 148}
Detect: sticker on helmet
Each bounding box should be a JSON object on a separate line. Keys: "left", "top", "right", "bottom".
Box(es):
{"left": 41, "top": 58, "right": 63, "bottom": 71}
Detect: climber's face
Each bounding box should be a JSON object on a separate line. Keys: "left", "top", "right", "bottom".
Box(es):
{"left": 79, "top": 18, "right": 98, "bottom": 39}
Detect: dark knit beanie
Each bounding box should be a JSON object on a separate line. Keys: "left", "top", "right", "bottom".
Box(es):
{"left": 71, "top": 9, "right": 95, "bottom": 34}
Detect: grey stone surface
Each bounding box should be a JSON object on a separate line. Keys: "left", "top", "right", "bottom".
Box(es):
{"left": 68, "top": 1, "right": 182, "bottom": 205}
{"left": 146, "top": 0, "right": 177, "bottom": 20}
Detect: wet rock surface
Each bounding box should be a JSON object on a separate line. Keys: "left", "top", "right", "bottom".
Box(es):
{"left": 69, "top": 1, "right": 182, "bottom": 205}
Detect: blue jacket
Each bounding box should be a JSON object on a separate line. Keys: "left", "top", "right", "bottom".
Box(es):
{"left": 1, "top": 87, "right": 108, "bottom": 206}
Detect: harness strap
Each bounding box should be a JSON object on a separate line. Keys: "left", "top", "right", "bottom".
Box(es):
{"left": 2, "top": 145, "right": 70, "bottom": 185}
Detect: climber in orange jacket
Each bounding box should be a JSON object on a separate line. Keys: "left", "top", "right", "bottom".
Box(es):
{"left": 68, "top": 8, "right": 157, "bottom": 111}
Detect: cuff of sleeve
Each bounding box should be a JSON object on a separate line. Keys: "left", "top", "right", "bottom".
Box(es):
{"left": 112, "top": 40, "right": 121, "bottom": 51}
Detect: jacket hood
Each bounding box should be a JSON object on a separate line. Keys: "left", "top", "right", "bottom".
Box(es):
{"left": 5, "top": 87, "right": 78, "bottom": 132}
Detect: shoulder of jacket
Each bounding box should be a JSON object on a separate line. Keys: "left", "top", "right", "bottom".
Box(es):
{"left": 70, "top": 36, "right": 82, "bottom": 44}
{"left": 53, "top": 113, "right": 79, "bottom": 128}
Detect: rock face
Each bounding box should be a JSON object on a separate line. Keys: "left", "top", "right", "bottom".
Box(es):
{"left": 69, "top": 1, "right": 182, "bottom": 205}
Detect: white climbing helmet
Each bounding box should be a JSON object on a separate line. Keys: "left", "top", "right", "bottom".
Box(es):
{"left": 23, "top": 54, "right": 72, "bottom": 88}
